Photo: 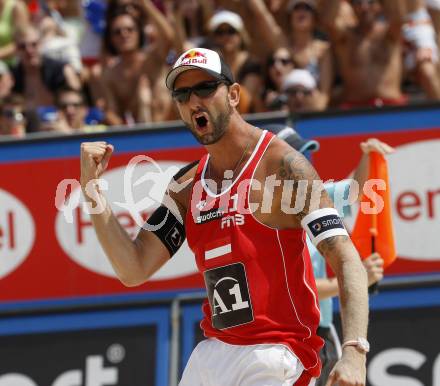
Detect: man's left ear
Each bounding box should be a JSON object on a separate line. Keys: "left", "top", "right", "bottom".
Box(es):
{"left": 228, "top": 83, "right": 240, "bottom": 107}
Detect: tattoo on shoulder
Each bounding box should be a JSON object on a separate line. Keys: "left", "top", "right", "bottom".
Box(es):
{"left": 279, "top": 150, "right": 327, "bottom": 220}
{"left": 280, "top": 150, "right": 320, "bottom": 181}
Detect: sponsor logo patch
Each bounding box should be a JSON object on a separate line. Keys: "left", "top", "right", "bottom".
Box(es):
{"left": 165, "top": 225, "right": 183, "bottom": 250}
{"left": 204, "top": 262, "right": 254, "bottom": 330}
{"left": 308, "top": 214, "right": 345, "bottom": 237}
{"left": 178, "top": 50, "right": 208, "bottom": 66}
{"left": 196, "top": 208, "right": 225, "bottom": 224}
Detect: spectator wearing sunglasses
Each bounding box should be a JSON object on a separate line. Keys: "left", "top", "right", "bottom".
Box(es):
{"left": 10, "top": 25, "right": 81, "bottom": 111}
{"left": 207, "top": 10, "right": 264, "bottom": 113}
{"left": 99, "top": 2, "right": 175, "bottom": 125}
{"left": 263, "top": 47, "right": 295, "bottom": 111}
{"left": 283, "top": 69, "right": 321, "bottom": 115}
{"left": 42, "top": 87, "right": 106, "bottom": 134}
{"left": 321, "top": 0, "right": 407, "bottom": 108}
{"left": 0, "top": 93, "right": 26, "bottom": 137}
{"left": 238, "top": 0, "right": 332, "bottom": 110}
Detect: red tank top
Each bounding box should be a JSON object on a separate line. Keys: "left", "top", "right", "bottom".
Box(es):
{"left": 186, "top": 130, "right": 323, "bottom": 378}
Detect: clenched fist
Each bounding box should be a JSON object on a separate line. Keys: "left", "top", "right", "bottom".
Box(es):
{"left": 80, "top": 142, "right": 114, "bottom": 188}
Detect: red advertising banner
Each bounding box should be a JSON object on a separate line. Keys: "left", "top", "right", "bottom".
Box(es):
{"left": 0, "top": 147, "right": 206, "bottom": 303}
{"left": 1, "top": 126, "right": 439, "bottom": 304}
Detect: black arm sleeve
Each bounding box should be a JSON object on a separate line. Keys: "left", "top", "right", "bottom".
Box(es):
{"left": 145, "top": 161, "right": 198, "bottom": 257}
{"left": 145, "top": 205, "right": 186, "bottom": 258}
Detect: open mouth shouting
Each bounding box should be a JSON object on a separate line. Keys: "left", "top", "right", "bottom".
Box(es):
{"left": 193, "top": 112, "right": 210, "bottom": 133}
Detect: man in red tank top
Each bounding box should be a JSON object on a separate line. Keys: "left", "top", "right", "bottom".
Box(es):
{"left": 79, "top": 48, "right": 369, "bottom": 386}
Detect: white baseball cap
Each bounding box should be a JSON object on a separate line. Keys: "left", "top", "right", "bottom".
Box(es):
{"left": 282, "top": 69, "right": 317, "bottom": 91}
{"left": 166, "top": 48, "right": 234, "bottom": 90}
{"left": 208, "top": 10, "right": 244, "bottom": 32}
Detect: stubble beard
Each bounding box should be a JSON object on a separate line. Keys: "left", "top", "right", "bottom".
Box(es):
{"left": 185, "top": 102, "right": 233, "bottom": 145}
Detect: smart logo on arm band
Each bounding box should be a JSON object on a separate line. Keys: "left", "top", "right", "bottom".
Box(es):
{"left": 301, "top": 208, "right": 348, "bottom": 246}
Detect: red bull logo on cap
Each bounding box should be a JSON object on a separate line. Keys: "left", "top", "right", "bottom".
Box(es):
{"left": 178, "top": 50, "right": 208, "bottom": 66}
{"left": 182, "top": 50, "right": 207, "bottom": 60}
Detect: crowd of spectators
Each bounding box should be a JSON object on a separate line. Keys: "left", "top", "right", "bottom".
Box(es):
{"left": 1, "top": 0, "right": 440, "bottom": 138}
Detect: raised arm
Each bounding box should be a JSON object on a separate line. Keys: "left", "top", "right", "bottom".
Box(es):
{"left": 162, "top": 0, "right": 185, "bottom": 55}
{"left": 317, "top": 43, "right": 334, "bottom": 109}
{"left": 141, "top": 0, "right": 175, "bottom": 86}
{"left": 141, "top": 0, "right": 174, "bottom": 56}
{"left": 0, "top": 1, "right": 30, "bottom": 61}
{"left": 318, "top": 0, "right": 347, "bottom": 42}
{"left": 80, "top": 142, "right": 190, "bottom": 286}
{"left": 245, "top": 0, "right": 286, "bottom": 53}
{"left": 383, "top": 0, "right": 407, "bottom": 40}
{"left": 13, "top": 1, "right": 30, "bottom": 26}
{"left": 353, "top": 138, "right": 395, "bottom": 192}
{"left": 278, "top": 147, "right": 368, "bottom": 386}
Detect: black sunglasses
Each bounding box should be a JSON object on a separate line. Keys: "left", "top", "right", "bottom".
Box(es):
{"left": 2, "top": 108, "right": 24, "bottom": 120}
{"left": 351, "top": 0, "right": 376, "bottom": 5}
{"left": 59, "top": 101, "right": 84, "bottom": 109}
{"left": 293, "top": 3, "right": 315, "bottom": 12}
{"left": 18, "top": 41, "right": 38, "bottom": 50}
{"left": 214, "top": 27, "right": 238, "bottom": 36}
{"left": 269, "top": 56, "right": 293, "bottom": 66}
{"left": 286, "top": 88, "right": 313, "bottom": 96}
{"left": 112, "top": 26, "right": 136, "bottom": 36}
{"left": 172, "top": 80, "right": 227, "bottom": 103}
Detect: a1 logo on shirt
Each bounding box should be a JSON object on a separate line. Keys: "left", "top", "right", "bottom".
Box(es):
{"left": 204, "top": 262, "right": 254, "bottom": 330}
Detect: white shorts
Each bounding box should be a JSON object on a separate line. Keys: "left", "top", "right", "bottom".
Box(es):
{"left": 179, "top": 338, "right": 315, "bottom": 386}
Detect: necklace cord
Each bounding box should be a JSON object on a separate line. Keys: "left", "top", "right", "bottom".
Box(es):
{"left": 206, "top": 130, "right": 254, "bottom": 182}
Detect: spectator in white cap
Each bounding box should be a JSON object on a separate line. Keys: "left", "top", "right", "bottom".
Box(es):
{"left": 207, "top": 10, "right": 264, "bottom": 114}
{"left": 237, "top": 0, "right": 333, "bottom": 110}
{"left": 283, "top": 68, "right": 321, "bottom": 113}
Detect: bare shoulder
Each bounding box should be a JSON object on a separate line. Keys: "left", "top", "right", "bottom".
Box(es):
{"left": 263, "top": 137, "right": 320, "bottom": 182}
{"left": 262, "top": 136, "right": 332, "bottom": 221}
